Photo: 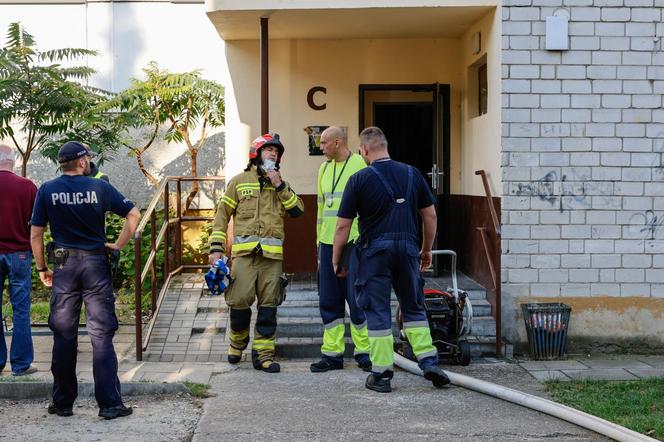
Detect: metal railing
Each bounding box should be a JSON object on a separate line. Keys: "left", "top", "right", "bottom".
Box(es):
{"left": 133, "top": 176, "right": 225, "bottom": 361}
{"left": 474, "top": 170, "right": 502, "bottom": 357}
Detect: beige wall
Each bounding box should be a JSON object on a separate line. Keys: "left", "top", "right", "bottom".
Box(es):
{"left": 224, "top": 37, "right": 472, "bottom": 195}
{"left": 460, "top": 8, "right": 502, "bottom": 197}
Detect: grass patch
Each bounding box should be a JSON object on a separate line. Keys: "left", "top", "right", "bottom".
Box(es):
{"left": 546, "top": 378, "right": 664, "bottom": 440}
{"left": 0, "top": 375, "right": 41, "bottom": 382}
{"left": 183, "top": 382, "right": 212, "bottom": 398}
{"left": 2, "top": 288, "right": 135, "bottom": 325}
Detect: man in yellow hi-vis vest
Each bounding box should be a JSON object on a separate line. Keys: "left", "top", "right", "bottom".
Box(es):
{"left": 89, "top": 162, "right": 109, "bottom": 182}
{"left": 208, "top": 134, "right": 304, "bottom": 373}
{"left": 310, "top": 126, "right": 371, "bottom": 373}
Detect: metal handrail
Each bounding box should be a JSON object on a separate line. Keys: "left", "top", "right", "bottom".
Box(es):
{"left": 133, "top": 175, "right": 225, "bottom": 361}
{"left": 475, "top": 170, "right": 501, "bottom": 236}
{"left": 474, "top": 170, "right": 502, "bottom": 357}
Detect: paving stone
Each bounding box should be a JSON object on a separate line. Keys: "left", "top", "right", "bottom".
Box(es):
{"left": 520, "top": 360, "right": 590, "bottom": 371}
{"left": 562, "top": 368, "right": 638, "bottom": 380}
{"left": 528, "top": 370, "right": 571, "bottom": 381}
{"left": 636, "top": 356, "right": 664, "bottom": 368}
{"left": 581, "top": 359, "right": 652, "bottom": 369}
{"left": 626, "top": 368, "right": 664, "bottom": 378}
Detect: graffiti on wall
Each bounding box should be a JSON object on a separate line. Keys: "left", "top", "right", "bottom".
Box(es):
{"left": 514, "top": 170, "right": 590, "bottom": 212}
{"left": 628, "top": 210, "right": 664, "bottom": 240}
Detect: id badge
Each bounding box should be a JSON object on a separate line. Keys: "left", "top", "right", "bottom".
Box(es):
{"left": 325, "top": 194, "right": 334, "bottom": 207}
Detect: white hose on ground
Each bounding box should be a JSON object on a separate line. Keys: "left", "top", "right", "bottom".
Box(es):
{"left": 393, "top": 353, "right": 657, "bottom": 442}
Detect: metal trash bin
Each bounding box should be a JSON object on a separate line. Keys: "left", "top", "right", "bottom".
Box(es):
{"left": 521, "top": 303, "right": 572, "bottom": 360}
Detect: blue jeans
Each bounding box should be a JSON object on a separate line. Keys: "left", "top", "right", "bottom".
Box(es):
{"left": 0, "top": 251, "right": 34, "bottom": 373}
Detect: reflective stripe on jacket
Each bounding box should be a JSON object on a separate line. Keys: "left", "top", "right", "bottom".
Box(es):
{"left": 209, "top": 166, "right": 304, "bottom": 260}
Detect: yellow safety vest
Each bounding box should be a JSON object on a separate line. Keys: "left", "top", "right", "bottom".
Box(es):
{"left": 316, "top": 152, "right": 365, "bottom": 245}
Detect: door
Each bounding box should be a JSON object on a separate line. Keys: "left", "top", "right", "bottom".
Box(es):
{"left": 359, "top": 84, "right": 451, "bottom": 273}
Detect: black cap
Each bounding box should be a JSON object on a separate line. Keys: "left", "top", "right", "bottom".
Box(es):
{"left": 58, "top": 141, "right": 95, "bottom": 164}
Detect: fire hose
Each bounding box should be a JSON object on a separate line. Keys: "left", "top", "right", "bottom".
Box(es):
{"left": 393, "top": 353, "right": 657, "bottom": 442}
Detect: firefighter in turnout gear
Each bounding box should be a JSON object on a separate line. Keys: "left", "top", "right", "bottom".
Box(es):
{"left": 310, "top": 127, "right": 370, "bottom": 373}
{"left": 208, "top": 134, "right": 303, "bottom": 373}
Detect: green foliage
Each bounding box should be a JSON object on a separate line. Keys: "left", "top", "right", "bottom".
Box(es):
{"left": 546, "top": 378, "right": 664, "bottom": 439}
{"left": 183, "top": 382, "right": 213, "bottom": 398}
{"left": 0, "top": 22, "right": 125, "bottom": 176}
{"left": 100, "top": 62, "right": 225, "bottom": 184}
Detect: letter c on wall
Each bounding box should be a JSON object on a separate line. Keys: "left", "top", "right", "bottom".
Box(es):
{"left": 307, "top": 86, "right": 327, "bottom": 110}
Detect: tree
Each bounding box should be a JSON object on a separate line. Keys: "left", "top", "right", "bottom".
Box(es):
{"left": 0, "top": 22, "right": 123, "bottom": 176}
{"left": 105, "top": 62, "right": 225, "bottom": 205}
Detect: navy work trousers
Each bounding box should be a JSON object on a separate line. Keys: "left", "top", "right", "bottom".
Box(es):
{"left": 355, "top": 239, "right": 439, "bottom": 371}
{"left": 318, "top": 243, "right": 365, "bottom": 326}
{"left": 49, "top": 254, "right": 122, "bottom": 409}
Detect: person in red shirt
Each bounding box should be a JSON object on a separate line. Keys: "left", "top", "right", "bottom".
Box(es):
{"left": 0, "top": 144, "right": 38, "bottom": 376}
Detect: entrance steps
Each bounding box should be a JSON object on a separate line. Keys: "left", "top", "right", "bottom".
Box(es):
{"left": 275, "top": 272, "right": 496, "bottom": 359}
{"left": 142, "top": 272, "right": 496, "bottom": 363}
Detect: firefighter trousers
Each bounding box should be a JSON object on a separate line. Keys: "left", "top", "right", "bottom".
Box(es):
{"left": 225, "top": 254, "right": 282, "bottom": 364}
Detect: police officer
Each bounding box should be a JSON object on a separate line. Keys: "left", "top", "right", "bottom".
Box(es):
{"left": 333, "top": 127, "right": 449, "bottom": 393}
{"left": 30, "top": 141, "right": 140, "bottom": 418}
{"left": 310, "top": 127, "right": 370, "bottom": 373}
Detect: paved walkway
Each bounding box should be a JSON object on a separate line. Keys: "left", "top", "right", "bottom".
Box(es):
{"left": 518, "top": 355, "right": 664, "bottom": 381}
{"left": 0, "top": 325, "right": 219, "bottom": 385}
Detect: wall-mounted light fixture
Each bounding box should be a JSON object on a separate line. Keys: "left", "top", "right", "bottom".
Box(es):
{"left": 471, "top": 32, "right": 481, "bottom": 55}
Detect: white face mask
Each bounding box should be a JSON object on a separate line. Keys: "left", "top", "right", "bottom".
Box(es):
{"left": 261, "top": 159, "right": 277, "bottom": 171}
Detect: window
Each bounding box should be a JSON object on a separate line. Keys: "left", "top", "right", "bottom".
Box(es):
{"left": 478, "top": 63, "right": 488, "bottom": 116}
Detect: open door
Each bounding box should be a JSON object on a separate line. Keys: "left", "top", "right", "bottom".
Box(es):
{"left": 359, "top": 84, "right": 451, "bottom": 274}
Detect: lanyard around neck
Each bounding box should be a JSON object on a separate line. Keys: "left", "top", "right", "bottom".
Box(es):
{"left": 329, "top": 152, "right": 351, "bottom": 194}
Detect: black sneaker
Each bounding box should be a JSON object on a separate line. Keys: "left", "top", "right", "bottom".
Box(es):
{"left": 98, "top": 405, "right": 133, "bottom": 420}
{"left": 365, "top": 373, "right": 392, "bottom": 393}
{"left": 47, "top": 403, "right": 73, "bottom": 417}
{"left": 355, "top": 355, "right": 372, "bottom": 372}
{"left": 310, "top": 359, "right": 343, "bottom": 373}
{"left": 422, "top": 365, "right": 451, "bottom": 388}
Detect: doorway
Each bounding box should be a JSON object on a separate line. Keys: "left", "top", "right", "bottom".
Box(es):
{"left": 359, "top": 84, "right": 451, "bottom": 273}
{"left": 358, "top": 84, "right": 450, "bottom": 195}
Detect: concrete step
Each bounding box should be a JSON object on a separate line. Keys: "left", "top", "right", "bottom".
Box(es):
{"left": 285, "top": 288, "right": 488, "bottom": 302}
{"left": 277, "top": 317, "right": 400, "bottom": 338}
{"left": 469, "top": 316, "right": 496, "bottom": 337}
{"left": 192, "top": 313, "right": 227, "bottom": 334}
{"left": 468, "top": 299, "right": 491, "bottom": 317}
{"left": 277, "top": 315, "right": 495, "bottom": 338}
{"left": 278, "top": 304, "right": 399, "bottom": 318}
{"left": 276, "top": 336, "right": 496, "bottom": 359}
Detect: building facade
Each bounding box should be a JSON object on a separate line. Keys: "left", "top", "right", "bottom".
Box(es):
{"left": 2, "top": 0, "right": 662, "bottom": 351}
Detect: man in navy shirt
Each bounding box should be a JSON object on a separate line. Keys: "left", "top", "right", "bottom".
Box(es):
{"left": 30, "top": 141, "right": 140, "bottom": 419}
{"left": 333, "top": 126, "right": 449, "bottom": 393}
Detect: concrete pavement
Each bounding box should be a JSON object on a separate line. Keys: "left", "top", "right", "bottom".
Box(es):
{"left": 192, "top": 360, "right": 608, "bottom": 442}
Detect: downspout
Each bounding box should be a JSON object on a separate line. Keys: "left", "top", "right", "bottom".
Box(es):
{"left": 260, "top": 16, "right": 269, "bottom": 134}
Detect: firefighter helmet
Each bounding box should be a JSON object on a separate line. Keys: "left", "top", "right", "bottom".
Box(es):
{"left": 249, "top": 133, "right": 285, "bottom": 162}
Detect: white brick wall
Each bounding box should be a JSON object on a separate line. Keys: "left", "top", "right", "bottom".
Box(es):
{"left": 502, "top": 0, "right": 664, "bottom": 299}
